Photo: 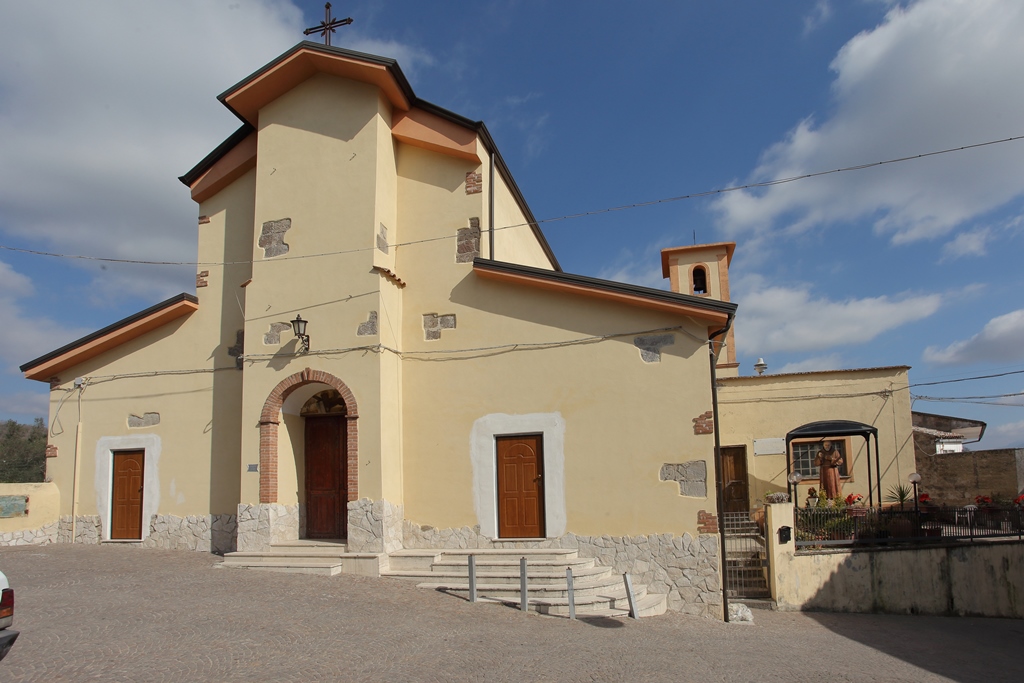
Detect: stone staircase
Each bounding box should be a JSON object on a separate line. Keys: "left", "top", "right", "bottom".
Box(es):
{"left": 382, "top": 548, "right": 668, "bottom": 618}
{"left": 219, "top": 540, "right": 385, "bottom": 577}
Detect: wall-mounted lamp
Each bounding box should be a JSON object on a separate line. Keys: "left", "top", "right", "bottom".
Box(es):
{"left": 291, "top": 314, "right": 310, "bottom": 354}
{"left": 754, "top": 358, "right": 768, "bottom": 375}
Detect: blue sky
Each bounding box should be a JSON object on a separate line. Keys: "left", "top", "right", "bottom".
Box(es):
{"left": 0, "top": 1, "right": 1022, "bottom": 447}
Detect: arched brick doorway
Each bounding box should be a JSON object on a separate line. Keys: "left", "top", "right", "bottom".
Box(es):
{"left": 258, "top": 368, "right": 358, "bottom": 505}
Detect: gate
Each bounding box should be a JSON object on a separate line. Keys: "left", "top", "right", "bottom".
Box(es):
{"left": 722, "top": 511, "right": 771, "bottom": 600}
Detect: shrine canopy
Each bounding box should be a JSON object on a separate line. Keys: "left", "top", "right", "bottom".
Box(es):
{"left": 785, "top": 420, "right": 882, "bottom": 507}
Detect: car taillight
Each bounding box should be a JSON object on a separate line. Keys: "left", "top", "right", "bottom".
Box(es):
{"left": 0, "top": 588, "right": 13, "bottom": 620}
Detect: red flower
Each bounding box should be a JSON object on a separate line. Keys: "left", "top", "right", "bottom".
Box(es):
{"left": 1014, "top": 493, "right": 1024, "bottom": 506}
{"left": 919, "top": 493, "right": 931, "bottom": 503}
{"left": 975, "top": 495, "right": 993, "bottom": 505}
{"left": 844, "top": 493, "right": 863, "bottom": 506}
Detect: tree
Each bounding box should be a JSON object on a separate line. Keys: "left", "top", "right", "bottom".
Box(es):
{"left": 0, "top": 418, "right": 47, "bottom": 483}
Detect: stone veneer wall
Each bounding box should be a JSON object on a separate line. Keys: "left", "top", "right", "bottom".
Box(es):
{"left": 347, "top": 498, "right": 404, "bottom": 554}
{"left": 57, "top": 515, "right": 103, "bottom": 544}
{"left": 0, "top": 520, "right": 59, "bottom": 546}
{"left": 236, "top": 503, "right": 299, "bottom": 552}
{"left": 143, "top": 514, "right": 237, "bottom": 554}
{"left": 402, "top": 519, "right": 722, "bottom": 618}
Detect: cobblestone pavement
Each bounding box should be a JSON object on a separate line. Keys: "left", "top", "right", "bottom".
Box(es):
{"left": 1, "top": 545, "right": 1021, "bottom": 682}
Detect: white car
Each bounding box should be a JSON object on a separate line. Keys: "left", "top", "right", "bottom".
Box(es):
{"left": 0, "top": 569, "right": 17, "bottom": 662}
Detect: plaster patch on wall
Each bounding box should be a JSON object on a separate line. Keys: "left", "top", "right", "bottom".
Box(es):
{"left": 423, "top": 313, "right": 456, "bottom": 341}
{"left": 263, "top": 322, "right": 292, "bottom": 345}
{"left": 258, "top": 218, "right": 291, "bottom": 258}
{"left": 196, "top": 270, "right": 209, "bottom": 288}
{"left": 376, "top": 223, "right": 389, "bottom": 254}
{"left": 128, "top": 412, "right": 160, "bottom": 429}
{"left": 45, "top": 444, "right": 58, "bottom": 458}
{"left": 634, "top": 334, "right": 675, "bottom": 363}
{"left": 660, "top": 461, "right": 708, "bottom": 497}
{"left": 94, "top": 434, "right": 161, "bottom": 542}
{"left": 357, "top": 311, "right": 378, "bottom": 336}
{"left": 456, "top": 218, "right": 481, "bottom": 263}
{"left": 470, "top": 412, "right": 566, "bottom": 539}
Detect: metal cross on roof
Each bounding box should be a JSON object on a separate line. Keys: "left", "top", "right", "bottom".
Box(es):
{"left": 303, "top": 3, "right": 353, "bottom": 47}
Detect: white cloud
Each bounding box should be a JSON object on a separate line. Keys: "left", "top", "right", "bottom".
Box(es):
{"left": 0, "top": 261, "right": 88, "bottom": 372}
{"left": 923, "top": 309, "right": 1024, "bottom": 365}
{"left": 986, "top": 419, "right": 1024, "bottom": 449}
{"left": 775, "top": 354, "right": 845, "bottom": 374}
{"left": 734, "top": 276, "right": 941, "bottom": 354}
{"left": 345, "top": 38, "right": 435, "bottom": 78}
{"left": 940, "top": 227, "right": 992, "bottom": 262}
{"left": 714, "top": 0, "right": 1024, "bottom": 244}
{"left": 803, "top": 1, "right": 833, "bottom": 36}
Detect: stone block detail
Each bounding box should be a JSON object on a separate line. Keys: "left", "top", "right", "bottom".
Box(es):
{"left": 143, "top": 513, "right": 237, "bottom": 554}
{"left": 660, "top": 461, "right": 708, "bottom": 497}
{"left": 697, "top": 510, "right": 719, "bottom": 534}
{"left": 347, "top": 498, "right": 404, "bottom": 554}
{"left": 196, "top": 270, "right": 209, "bottom": 288}
{"left": 57, "top": 515, "right": 102, "bottom": 544}
{"left": 263, "top": 322, "right": 292, "bottom": 345}
{"left": 357, "top": 311, "right": 378, "bottom": 337}
{"left": 45, "top": 444, "right": 58, "bottom": 458}
{"left": 456, "top": 219, "right": 481, "bottom": 263}
{"left": 258, "top": 218, "right": 292, "bottom": 258}
{"left": 466, "top": 171, "right": 482, "bottom": 195}
{"left": 423, "top": 313, "right": 456, "bottom": 341}
{"left": 128, "top": 412, "right": 160, "bottom": 429}
{"left": 198, "top": 215, "right": 210, "bottom": 225}
{"left": 49, "top": 377, "right": 61, "bottom": 390}
{"left": 0, "top": 521, "right": 59, "bottom": 547}
{"left": 634, "top": 334, "right": 675, "bottom": 363}
{"left": 693, "top": 410, "right": 714, "bottom": 435}
{"left": 376, "top": 223, "right": 389, "bottom": 254}
{"left": 236, "top": 503, "right": 299, "bottom": 552}
{"left": 401, "top": 521, "right": 722, "bottom": 618}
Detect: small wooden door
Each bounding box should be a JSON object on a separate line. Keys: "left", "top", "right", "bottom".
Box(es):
{"left": 305, "top": 416, "right": 347, "bottom": 539}
{"left": 496, "top": 435, "right": 544, "bottom": 538}
{"left": 722, "top": 446, "right": 750, "bottom": 512}
{"left": 112, "top": 450, "right": 144, "bottom": 539}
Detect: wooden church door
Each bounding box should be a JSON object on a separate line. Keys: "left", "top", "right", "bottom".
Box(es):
{"left": 496, "top": 435, "right": 545, "bottom": 538}
{"left": 304, "top": 415, "right": 347, "bottom": 539}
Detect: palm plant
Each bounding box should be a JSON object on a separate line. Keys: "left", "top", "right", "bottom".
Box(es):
{"left": 886, "top": 483, "right": 914, "bottom": 509}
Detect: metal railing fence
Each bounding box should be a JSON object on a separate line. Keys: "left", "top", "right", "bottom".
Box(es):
{"left": 795, "top": 505, "right": 1024, "bottom": 548}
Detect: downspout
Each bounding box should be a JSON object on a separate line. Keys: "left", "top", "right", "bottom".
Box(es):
{"left": 71, "top": 379, "right": 86, "bottom": 542}
{"left": 488, "top": 152, "right": 495, "bottom": 260}
{"left": 707, "top": 313, "right": 735, "bottom": 622}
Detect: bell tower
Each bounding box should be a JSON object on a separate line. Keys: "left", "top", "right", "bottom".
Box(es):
{"left": 660, "top": 242, "right": 738, "bottom": 372}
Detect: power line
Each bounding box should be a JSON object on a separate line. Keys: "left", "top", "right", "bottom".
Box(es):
{"left": 909, "top": 368, "right": 1024, "bottom": 388}
{"left": 2, "top": 133, "right": 1022, "bottom": 268}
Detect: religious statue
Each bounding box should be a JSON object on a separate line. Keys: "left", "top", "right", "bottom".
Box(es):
{"left": 813, "top": 440, "right": 843, "bottom": 499}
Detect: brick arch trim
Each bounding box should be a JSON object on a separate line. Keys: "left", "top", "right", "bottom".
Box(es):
{"left": 258, "top": 368, "right": 359, "bottom": 504}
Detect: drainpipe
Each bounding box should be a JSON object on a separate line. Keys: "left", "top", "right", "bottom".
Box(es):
{"left": 707, "top": 314, "right": 734, "bottom": 622}
{"left": 71, "top": 379, "right": 86, "bottom": 543}
{"left": 488, "top": 152, "right": 495, "bottom": 260}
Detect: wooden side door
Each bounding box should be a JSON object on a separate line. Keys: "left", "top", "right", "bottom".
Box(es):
{"left": 722, "top": 446, "right": 750, "bottom": 512}
{"left": 305, "top": 416, "right": 347, "bottom": 539}
{"left": 496, "top": 435, "right": 544, "bottom": 538}
{"left": 112, "top": 450, "right": 144, "bottom": 539}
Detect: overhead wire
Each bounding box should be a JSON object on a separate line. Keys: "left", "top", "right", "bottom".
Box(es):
{"left": 2, "top": 134, "right": 1023, "bottom": 268}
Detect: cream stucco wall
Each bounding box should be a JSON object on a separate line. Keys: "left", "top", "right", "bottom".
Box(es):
{"left": 491, "top": 168, "right": 552, "bottom": 269}
{"left": 0, "top": 482, "right": 59, "bottom": 533}
{"left": 719, "top": 368, "right": 915, "bottom": 508}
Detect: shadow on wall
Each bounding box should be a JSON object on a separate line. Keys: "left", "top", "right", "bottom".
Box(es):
{"left": 764, "top": 502, "right": 1024, "bottom": 682}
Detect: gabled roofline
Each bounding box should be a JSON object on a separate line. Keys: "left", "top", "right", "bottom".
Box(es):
{"left": 473, "top": 258, "right": 736, "bottom": 325}
{"left": 178, "top": 42, "right": 560, "bottom": 271}
{"left": 20, "top": 293, "right": 199, "bottom": 381}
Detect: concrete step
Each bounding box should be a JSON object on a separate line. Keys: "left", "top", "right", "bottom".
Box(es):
{"left": 386, "top": 565, "right": 613, "bottom": 586}
{"left": 434, "top": 548, "right": 580, "bottom": 561}
{"left": 431, "top": 556, "right": 596, "bottom": 570}
{"left": 477, "top": 584, "right": 667, "bottom": 618}
{"left": 734, "top": 598, "right": 777, "bottom": 611}
{"left": 416, "top": 575, "right": 645, "bottom": 601}
{"left": 386, "top": 550, "right": 442, "bottom": 571}
{"left": 217, "top": 559, "right": 344, "bottom": 576}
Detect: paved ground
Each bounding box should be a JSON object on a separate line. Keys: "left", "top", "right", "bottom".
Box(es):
{"left": 0, "top": 545, "right": 1020, "bottom": 682}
